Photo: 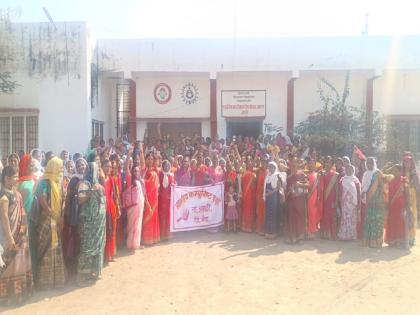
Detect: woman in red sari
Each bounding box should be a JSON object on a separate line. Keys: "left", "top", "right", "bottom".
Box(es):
{"left": 255, "top": 158, "right": 268, "bottom": 235}
{"left": 306, "top": 158, "right": 321, "bottom": 239}
{"left": 102, "top": 159, "right": 119, "bottom": 262}
{"left": 385, "top": 165, "right": 409, "bottom": 248}
{"left": 285, "top": 156, "right": 307, "bottom": 244}
{"left": 159, "top": 160, "right": 175, "bottom": 241}
{"left": 110, "top": 154, "right": 124, "bottom": 248}
{"left": 241, "top": 159, "right": 256, "bottom": 232}
{"left": 142, "top": 152, "right": 161, "bottom": 245}
{"left": 192, "top": 155, "right": 209, "bottom": 186}
{"left": 320, "top": 156, "right": 339, "bottom": 240}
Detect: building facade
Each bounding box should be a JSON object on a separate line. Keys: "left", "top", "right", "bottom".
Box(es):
{"left": 1, "top": 22, "right": 420, "bottom": 157}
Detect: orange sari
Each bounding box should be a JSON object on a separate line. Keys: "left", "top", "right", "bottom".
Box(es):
{"left": 142, "top": 168, "right": 160, "bottom": 245}
{"left": 241, "top": 170, "right": 256, "bottom": 232}
{"left": 255, "top": 168, "right": 267, "bottom": 234}
{"left": 307, "top": 171, "right": 320, "bottom": 234}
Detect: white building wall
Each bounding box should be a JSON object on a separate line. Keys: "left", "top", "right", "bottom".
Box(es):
{"left": 0, "top": 22, "right": 91, "bottom": 155}
{"left": 373, "top": 69, "right": 420, "bottom": 115}
{"left": 216, "top": 71, "right": 291, "bottom": 138}
{"left": 294, "top": 69, "right": 375, "bottom": 125}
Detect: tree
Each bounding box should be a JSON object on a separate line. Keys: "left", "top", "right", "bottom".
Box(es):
{"left": 0, "top": 9, "right": 20, "bottom": 94}
{"left": 295, "top": 71, "right": 385, "bottom": 156}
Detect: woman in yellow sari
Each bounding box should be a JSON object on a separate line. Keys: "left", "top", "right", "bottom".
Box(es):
{"left": 34, "top": 157, "right": 66, "bottom": 289}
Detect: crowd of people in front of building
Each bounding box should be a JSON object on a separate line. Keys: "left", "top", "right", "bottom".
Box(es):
{"left": 0, "top": 131, "right": 418, "bottom": 305}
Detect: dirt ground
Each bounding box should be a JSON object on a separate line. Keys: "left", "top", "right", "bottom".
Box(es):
{"left": 2, "top": 230, "right": 420, "bottom": 315}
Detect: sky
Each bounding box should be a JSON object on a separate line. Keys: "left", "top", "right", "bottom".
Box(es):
{"left": 2, "top": 0, "right": 420, "bottom": 39}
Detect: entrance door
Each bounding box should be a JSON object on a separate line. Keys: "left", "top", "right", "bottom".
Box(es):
{"left": 227, "top": 121, "right": 262, "bottom": 138}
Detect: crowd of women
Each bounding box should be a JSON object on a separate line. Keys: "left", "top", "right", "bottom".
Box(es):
{"left": 0, "top": 132, "right": 418, "bottom": 305}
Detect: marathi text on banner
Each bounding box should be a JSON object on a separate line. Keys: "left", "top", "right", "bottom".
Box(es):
{"left": 170, "top": 183, "right": 225, "bottom": 232}
{"left": 221, "top": 90, "right": 266, "bottom": 118}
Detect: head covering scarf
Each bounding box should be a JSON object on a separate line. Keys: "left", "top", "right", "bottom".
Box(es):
{"left": 342, "top": 165, "right": 359, "bottom": 207}
{"left": 74, "top": 158, "right": 88, "bottom": 179}
{"left": 42, "top": 157, "right": 63, "bottom": 247}
{"left": 263, "top": 161, "right": 281, "bottom": 200}
{"left": 64, "top": 160, "right": 75, "bottom": 178}
{"left": 361, "top": 157, "right": 378, "bottom": 194}
{"left": 19, "top": 154, "right": 34, "bottom": 182}
{"left": 161, "top": 160, "right": 173, "bottom": 189}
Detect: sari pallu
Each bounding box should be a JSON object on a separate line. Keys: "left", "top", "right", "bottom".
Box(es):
{"left": 320, "top": 171, "right": 339, "bottom": 240}
{"left": 142, "top": 169, "right": 160, "bottom": 245}
{"left": 125, "top": 181, "right": 145, "bottom": 249}
{"left": 34, "top": 180, "right": 66, "bottom": 290}
{"left": 62, "top": 177, "right": 81, "bottom": 277}
{"left": 103, "top": 177, "right": 117, "bottom": 261}
{"left": 158, "top": 173, "right": 174, "bottom": 241}
{"left": 384, "top": 177, "right": 406, "bottom": 247}
{"left": 78, "top": 185, "right": 106, "bottom": 278}
{"left": 307, "top": 172, "right": 320, "bottom": 234}
{"left": 285, "top": 173, "right": 306, "bottom": 243}
{"left": 363, "top": 171, "right": 386, "bottom": 248}
{"left": 256, "top": 168, "right": 267, "bottom": 234}
{"left": 241, "top": 170, "right": 256, "bottom": 233}
{"left": 408, "top": 184, "right": 417, "bottom": 245}
{"left": 337, "top": 176, "right": 360, "bottom": 241}
{"left": 0, "top": 190, "right": 33, "bottom": 301}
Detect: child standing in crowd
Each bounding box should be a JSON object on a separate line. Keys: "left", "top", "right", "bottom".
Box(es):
{"left": 225, "top": 184, "right": 239, "bottom": 233}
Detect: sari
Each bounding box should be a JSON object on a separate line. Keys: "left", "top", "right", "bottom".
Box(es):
{"left": 103, "top": 176, "right": 118, "bottom": 261}
{"left": 142, "top": 168, "right": 160, "bottom": 245}
{"left": 363, "top": 171, "right": 386, "bottom": 248}
{"left": 320, "top": 170, "right": 339, "bottom": 240}
{"left": 77, "top": 163, "right": 106, "bottom": 279}
{"left": 337, "top": 175, "right": 360, "bottom": 241}
{"left": 17, "top": 154, "right": 36, "bottom": 274}
{"left": 158, "top": 172, "right": 174, "bottom": 241}
{"left": 241, "top": 170, "right": 256, "bottom": 232}
{"left": 62, "top": 176, "right": 81, "bottom": 277}
{"left": 256, "top": 168, "right": 268, "bottom": 234}
{"left": 209, "top": 166, "right": 224, "bottom": 183}
{"left": 193, "top": 165, "right": 208, "bottom": 186}
{"left": 113, "top": 172, "right": 125, "bottom": 248}
{"left": 407, "top": 180, "right": 418, "bottom": 245}
{"left": 307, "top": 171, "right": 320, "bottom": 235}
{"left": 285, "top": 172, "right": 306, "bottom": 243}
{"left": 34, "top": 157, "right": 66, "bottom": 289}
{"left": 176, "top": 168, "right": 192, "bottom": 186}
{"left": 0, "top": 189, "right": 33, "bottom": 302}
{"left": 384, "top": 176, "right": 406, "bottom": 247}
{"left": 126, "top": 180, "right": 145, "bottom": 249}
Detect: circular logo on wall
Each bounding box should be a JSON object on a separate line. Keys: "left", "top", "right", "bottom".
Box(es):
{"left": 181, "top": 82, "right": 199, "bottom": 105}
{"left": 154, "top": 83, "right": 172, "bottom": 104}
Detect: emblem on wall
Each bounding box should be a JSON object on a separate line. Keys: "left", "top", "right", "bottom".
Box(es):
{"left": 181, "top": 82, "right": 199, "bottom": 105}
{"left": 154, "top": 83, "right": 172, "bottom": 104}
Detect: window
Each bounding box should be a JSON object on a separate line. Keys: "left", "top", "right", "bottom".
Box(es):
{"left": 0, "top": 114, "right": 39, "bottom": 158}
{"left": 116, "top": 83, "right": 131, "bottom": 138}
{"left": 92, "top": 119, "right": 104, "bottom": 140}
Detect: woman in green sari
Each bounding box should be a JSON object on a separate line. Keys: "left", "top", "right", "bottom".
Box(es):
{"left": 362, "top": 157, "right": 390, "bottom": 248}
{"left": 77, "top": 162, "right": 106, "bottom": 286}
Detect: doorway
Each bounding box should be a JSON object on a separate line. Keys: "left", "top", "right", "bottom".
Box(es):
{"left": 227, "top": 120, "right": 262, "bottom": 138}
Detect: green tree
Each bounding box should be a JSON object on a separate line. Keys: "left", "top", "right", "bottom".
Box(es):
{"left": 0, "top": 9, "right": 20, "bottom": 94}
{"left": 295, "top": 71, "right": 385, "bottom": 156}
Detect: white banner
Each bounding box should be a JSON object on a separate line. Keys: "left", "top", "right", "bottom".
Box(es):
{"left": 221, "top": 90, "right": 266, "bottom": 118}
{"left": 170, "top": 183, "right": 225, "bottom": 232}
